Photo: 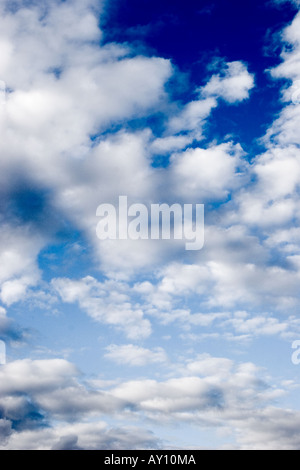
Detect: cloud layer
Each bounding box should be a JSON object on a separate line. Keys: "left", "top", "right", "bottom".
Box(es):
{"left": 0, "top": 0, "right": 300, "bottom": 450}
{"left": 0, "top": 355, "right": 299, "bottom": 450}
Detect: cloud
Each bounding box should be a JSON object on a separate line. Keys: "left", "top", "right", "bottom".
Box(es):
{"left": 0, "top": 0, "right": 172, "bottom": 176}
{"left": 52, "top": 276, "right": 152, "bottom": 339}
{"left": 201, "top": 61, "right": 255, "bottom": 103}
{"left": 0, "top": 0, "right": 174, "bottom": 278}
{"left": 0, "top": 0, "right": 300, "bottom": 451}
{"left": 110, "top": 358, "right": 257, "bottom": 418}
{"left": 0, "top": 224, "right": 45, "bottom": 305}
{"left": 108, "top": 354, "right": 293, "bottom": 451}
{"left": 0, "top": 1, "right": 258, "bottom": 282}
{"left": 184, "top": 354, "right": 233, "bottom": 378}
{"left": 0, "top": 354, "right": 298, "bottom": 450}
{"left": 104, "top": 344, "right": 168, "bottom": 367}
{"left": 224, "top": 312, "right": 289, "bottom": 337}
{"left": 133, "top": 256, "right": 300, "bottom": 335}
{"left": 0, "top": 356, "right": 215, "bottom": 448}
{"left": 51, "top": 434, "right": 80, "bottom": 451}
{"left": 247, "top": 13, "right": 300, "bottom": 207}
{"left": 169, "top": 142, "right": 247, "bottom": 201}
{"left": 168, "top": 97, "right": 217, "bottom": 135}
{"left": 150, "top": 135, "right": 191, "bottom": 154}
{"left": 3, "top": 422, "right": 161, "bottom": 450}
{"left": 0, "top": 359, "right": 124, "bottom": 425}
{"left": 232, "top": 407, "right": 300, "bottom": 450}
{"left": 167, "top": 60, "right": 254, "bottom": 139}
{"left": 273, "top": 0, "right": 300, "bottom": 5}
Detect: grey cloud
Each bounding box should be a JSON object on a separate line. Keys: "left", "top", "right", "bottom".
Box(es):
{"left": 0, "top": 419, "right": 12, "bottom": 443}
{"left": 0, "top": 356, "right": 297, "bottom": 449}
{"left": 51, "top": 434, "right": 81, "bottom": 450}
{"left": 233, "top": 407, "right": 300, "bottom": 450}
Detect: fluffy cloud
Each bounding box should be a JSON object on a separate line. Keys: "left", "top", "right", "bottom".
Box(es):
{"left": 223, "top": 312, "right": 289, "bottom": 337}
{"left": 104, "top": 344, "right": 168, "bottom": 367}
{"left": 0, "top": 355, "right": 298, "bottom": 450}
{"left": 201, "top": 61, "right": 255, "bottom": 103}
{"left": 1, "top": 0, "right": 300, "bottom": 451}
{"left": 0, "top": 359, "right": 123, "bottom": 422}
{"left": 168, "top": 97, "right": 217, "bottom": 136}
{"left": 52, "top": 276, "right": 152, "bottom": 339}
{"left": 0, "top": 224, "right": 45, "bottom": 305}
{"left": 0, "top": 358, "right": 162, "bottom": 449}
{"left": 0, "top": 1, "right": 258, "bottom": 281}
{"left": 0, "top": 0, "right": 173, "bottom": 280}
{"left": 108, "top": 355, "right": 297, "bottom": 450}
{"left": 140, "top": 245, "right": 299, "bottom": 309}
{"left": 4, "top": 422, "right": 160, "bottom": 451}
{"left": 166, "top": 60, "right": 254, "bottom": 140}
{"left": 232, "top": 407, "right": 300, "bottom": 450}
{"left": 169, "top": 142, "right": 247, "bottom": 201}
{"left": 241, "top": 14, "right": 300, "bottom": 227}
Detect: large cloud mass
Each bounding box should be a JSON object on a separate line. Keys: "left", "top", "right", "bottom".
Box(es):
{"left": 0, "top": 0, "right": 300, "bottom": 450}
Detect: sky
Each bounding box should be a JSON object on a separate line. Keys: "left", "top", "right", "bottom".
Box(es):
{"left": 1, "top": 0, "right": 300, "bottom": 450}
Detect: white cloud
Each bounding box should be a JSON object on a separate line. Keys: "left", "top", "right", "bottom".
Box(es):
{"left": 0, "top": 358, "right": 124, "bottom": 422}
{"left": 104, "top": 344, "right": 168, "bottom": 366}
{"left": 169, "top": 142, "right": 247, "bottom": 200}
{"left": 218, "top": 13, "right": 300, "bottom": 298}
{"left": 0, "top": 307, "right": 6, "bottom": 316}
{"left": 201, "top": 61, "right": 255, "bottom": 103}
{"left": 0, "top": 2, "right": 257, "bottom": 284}
{"left": 150, "top": 135, "right": 192, "bottom": 154}
{"left": 0, "top": 357, "right": 162, "bottom": 449}
{"left": 185, "top": 354, "right": 233, "bottom": 378}
{"left": 224, "top": 313, "right": 288, "bottom": 337}
{"left": 52, "top": 276, "right": 152, "bottom": 339}
{"left": 0, "top": 224, "right": 45, "bottom": 305}
{"left": 0, "top": 0, "right": 174, "bottom": 279}
{"left": 0, "top": 355, "right": 298, "bottom": 450}
{"left": 264, "top": 14, "right": 300, "bottom": 147}
{"left": 1, "top": 421, "right": 161, "bottom": 451}
{"left": 167, "top": 61, "right": 254, "bottom": 139}
{"left": 0, "top": 0, "right": 300, "bottom": 451}
{"left": 232, "top": 407, "right": 300, "bottom": 450}
{"left": 266, "top": 227, "right": 300, "bottom": 253}
{"left": 168, "top": 97, "right": 217, "bottom": 135}
{"left": 133, "top": 249, "right": 300, "bottom": 327}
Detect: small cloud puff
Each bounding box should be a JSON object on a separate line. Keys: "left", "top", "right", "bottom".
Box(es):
{"left": 201, "top": 61, "right": 255, "bottom": 103}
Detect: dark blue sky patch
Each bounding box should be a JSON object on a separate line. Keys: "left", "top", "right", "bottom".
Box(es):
{"left": 0, "top": 182, "right": 52, "bottom": 227}
{"left": 0, "top": 181, "right": 75, "bottom": 240}
{"left": 8, "top": 396, "right": 47, "bottom": 432}
{"left": 0, "top": 316, "right": 28, "bottom": 345}
{"left": 102, "top": 0, "right": 297, "bottom": 72}
{"left": 9, "top": 187, "right": 47, "bottom": 224}
{"left": 101, "top": 0, "right": 297, "bottom": 153}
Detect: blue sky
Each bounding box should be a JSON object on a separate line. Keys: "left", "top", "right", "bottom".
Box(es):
{"left": 1, "top": 0, "right": 300, "bottom": 450}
